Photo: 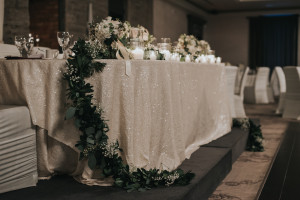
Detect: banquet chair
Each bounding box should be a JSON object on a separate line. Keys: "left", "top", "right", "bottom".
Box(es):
{"left": 0, "top": 105, "right": 38, "bottom": 193}
{"left": 244, "top": 67, "right": 273, "bottom": 104}
{"left": 273, "top": 67, "right": 286, "bottom": 114}
{"left": 234, "top": 64, "right": 246, "bottom": 95}
{"left": 225, "top": 66, "right": 238, "bottom": 118}
{"left": 282, "top": 66, "right": 300, "bottom": 119}
{"left": 270, "top": 66, "right": 281, "bottom": 97}
{"left": 234, "top": 67, "right": 249, "bottom": 118}
{"left": 0, "top": 44, "right": 19, "bottom": 58}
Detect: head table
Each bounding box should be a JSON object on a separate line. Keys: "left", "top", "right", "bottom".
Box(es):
{"left": 0, "top": 59, "right": 232, "bottom": 184}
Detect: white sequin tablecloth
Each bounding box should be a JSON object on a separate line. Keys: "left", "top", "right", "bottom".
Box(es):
{"left": 0, "top": 59, "right": 231, "bottom": 180}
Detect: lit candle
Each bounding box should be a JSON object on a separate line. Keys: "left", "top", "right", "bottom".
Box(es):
{"left": 160, "top": 49, "right": 171, "bottom": 61}
{"left": 131, "top": 47, "right": 144, "bottom": 60}
{"left": 88, "top": 3, "right": 93, "bottom": 23}
{"left": 170, "top": 53, "right": 176, "bottom": 61}
{"left": 200, "top": 55, "right": 207, "bottom": 63}
{"left": 177, "top": 54, "right": 181, "bottom": 62}
{"left": 185, "top": 55, "right": 191, "bottom": 63}
{"left": 207, "top": 55, "right": 215, "bottom": 64}
{"left": 149, "top": 51, "right": 156, "bottom": 60}
{"left": 164, "top": 51, "right": 171, "bottom": 61}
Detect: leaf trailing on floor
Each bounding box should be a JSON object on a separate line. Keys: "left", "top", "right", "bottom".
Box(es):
{"left": 232, "top": 118, "right": 264, "bottom": 152}
{"left": 63, "top": 38, "right": 195, "bottom": 192}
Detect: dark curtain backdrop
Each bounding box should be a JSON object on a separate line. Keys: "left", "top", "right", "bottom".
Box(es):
{"left": 249, "top": 15, "right": 298, "bottom": 72}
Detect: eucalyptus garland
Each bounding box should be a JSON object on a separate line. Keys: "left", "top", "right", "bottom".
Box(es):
{"left": 233, "top": 118, "right": 264, "bottom": 152}
{"left": 63, "top": 38, "right": 194, "bottom": 192}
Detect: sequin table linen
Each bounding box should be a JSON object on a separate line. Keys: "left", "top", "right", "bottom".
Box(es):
{"left": 0, "top": 59, "right": 232, "bottom": 179}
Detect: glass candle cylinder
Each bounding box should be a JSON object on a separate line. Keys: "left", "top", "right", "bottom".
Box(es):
{"left": 185, "top": 54, "right": 191, "bottom": 62}
{"left": 130, "top": 39, "right": 144, "bottom": 60}
{"left": 149, "top": 50, "right": 157, "bottom": 60}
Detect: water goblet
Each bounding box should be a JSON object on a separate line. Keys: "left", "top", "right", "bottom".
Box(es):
{"left": 57, "top": 31, "right": 70, "bottom": 59}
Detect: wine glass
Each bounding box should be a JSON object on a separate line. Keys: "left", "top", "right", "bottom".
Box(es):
{"left": 57, "top": 32, "right": 70, "bottom": 59}
{"left": 24, "top": 36, "right": 34, "bottom": 57}
{"left": 15, "top": 36, "right": 26, "bottom": 57}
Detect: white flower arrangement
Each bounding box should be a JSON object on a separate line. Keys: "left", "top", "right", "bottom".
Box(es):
{"left": 138, "top": 25, "right": 156, "bottom": 50}
{"left": 87, "top": 17, "right": 131, "bottom": 59}
{"left": 176, "top": 34, "right": 211, "bottom": 57}
{"left": 87, "top": 17, "right": 156, "bottom": 59}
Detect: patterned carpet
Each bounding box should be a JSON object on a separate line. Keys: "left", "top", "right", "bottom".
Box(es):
{"left": 209, "top": 104, "right": 296, "bottom": 200}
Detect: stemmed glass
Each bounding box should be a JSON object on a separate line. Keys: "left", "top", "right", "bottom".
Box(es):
{"left": 24, "top": 36, "right": 34, "bottom": 56}
{"left": 57, "top": 32, "right": 70, "bottom": 59}
{"left": 14, "top": 36, "right": 26, "bottom": 57}
{"left": 14, "top": 36, "right": 34, "bottom": 57}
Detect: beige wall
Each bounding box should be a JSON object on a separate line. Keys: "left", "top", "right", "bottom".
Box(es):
{"left": 127, "top": 0, "right": 153, "bottom": 33}
{"left": 153, "top": 0, "right": 208, "bottom": 43}
{"left": 153, "top": 0, "right": 188, "bottom": 42}
{"left": 204, "top": 10, "right": 300, "bottom": 66}
{"left": 65, "top": 0, "right": 108, "bottom": 40}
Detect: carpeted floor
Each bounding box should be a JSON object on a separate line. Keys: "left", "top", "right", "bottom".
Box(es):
{"left": 209, "top": 103, "right": 297, "bottom": 200}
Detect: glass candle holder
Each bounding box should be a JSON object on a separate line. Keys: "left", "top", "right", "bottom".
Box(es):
{"left": 130, "top": 27, "right": 144, "bottom": 41}
{"left": 161, "top": 38, "right": 171, "bottom": 43}
{"left": 130, "top": 39, "right": 144, "bottom": 60}
{"left": 185, "top": 54, "right": 191, "bottom": 63}
{"left": 149, "top": 50, "right": 157, "bottom": 60}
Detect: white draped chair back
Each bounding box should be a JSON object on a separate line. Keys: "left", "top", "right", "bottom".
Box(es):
{"left": 234, "top": 64, "right": 246, "bottom": 95}
{"left": 0, "top": 44, "right": 19, "bottom": 58}
{"left": 225, "top": 66, "right": 238, "bottom": 118}
{"left": 255, "top": 67, "right": 272, "bottom": 103}
{"left": 274, "top": 67, "right": 286, "bottom": 114}
{"left": 234, "top": 67, "right": 249, "bottom": 118}
{"left": 0, "top": 105, "right": 38, "bottom": 193}
{"left": 244, "top": 67, "right": 274, "bottom": 104}
{"left": 282, "top": 66, "right": 300, "bottom": 119}
{"left": 270, "top": 66, "right": 281, "bottom": 97}
{"left": 238, "top": 67, "right": 249, "bottom": 101}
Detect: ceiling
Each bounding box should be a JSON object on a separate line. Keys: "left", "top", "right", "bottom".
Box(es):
{"left": 187, "top": 0, "right": 300, "bottom": 13}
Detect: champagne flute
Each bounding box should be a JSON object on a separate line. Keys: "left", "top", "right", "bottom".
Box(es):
{"left": 57, "top": 32, "right": 70, "bottom": 59}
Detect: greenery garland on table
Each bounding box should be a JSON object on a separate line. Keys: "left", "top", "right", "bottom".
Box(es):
{"left": 63, "top": 39, "right": 194, "bottom": 192}
{"left": 233, "top": 118, "right": 264, "bottom": 152}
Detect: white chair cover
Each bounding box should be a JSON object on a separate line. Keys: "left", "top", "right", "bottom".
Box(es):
{"left": 270, "top": 66, "right": 281, "bottom": 97}
{"left": 234, "top": 64, "right": 246, "bottom": 95}
{"left": 0, "top": 44, "right": 19, "bottom": 58}
{"left": 244, "top": 67, "right": 274, "bottom": 104}
{"left": 225, "top": 66, "right": 238, "bottom": 118}
{"left": 282, "top": 66, "right": 300, "bottom": 119}
{"left": 0, "top": 105, "right": 37, "bottom": 194}
{"left": 234, "top": 67, "right": 249, "bottom": 118}
{"left": 274, "top": 67, "right": 286, "bottom": 114}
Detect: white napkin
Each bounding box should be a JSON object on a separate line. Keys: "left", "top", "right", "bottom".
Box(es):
{"left": 28, "top": 54, "right": 44, "bottom": 59}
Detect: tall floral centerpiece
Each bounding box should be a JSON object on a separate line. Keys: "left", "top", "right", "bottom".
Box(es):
{"left": 87, "top": 16, "right": 131, "bottom": 59}
{"left": 176, "top": 34, "right": 211, "bottom": 59}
